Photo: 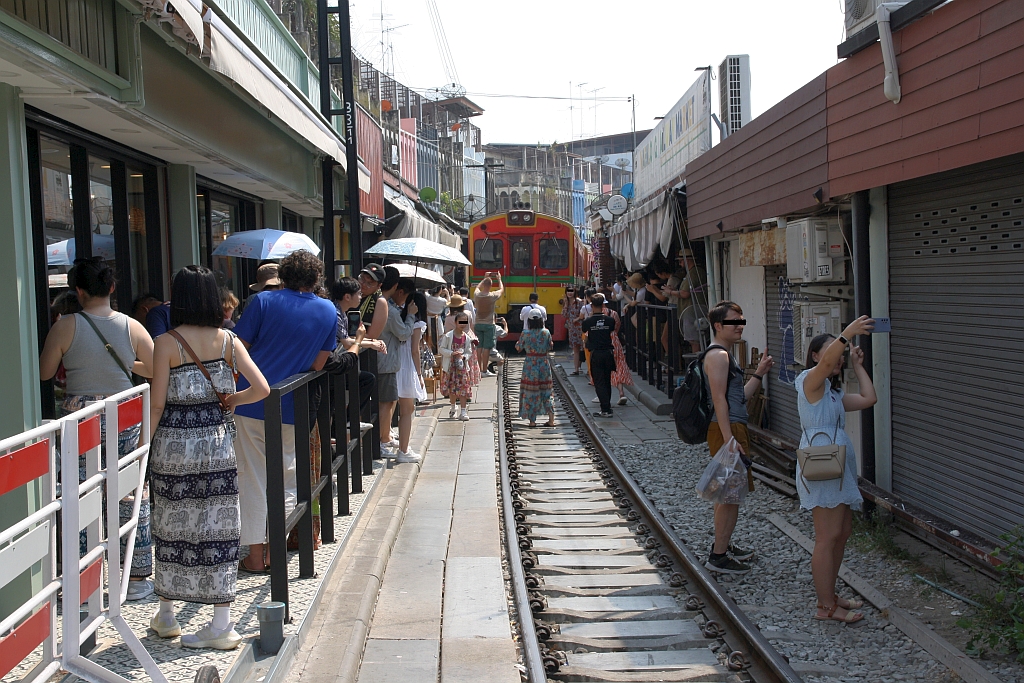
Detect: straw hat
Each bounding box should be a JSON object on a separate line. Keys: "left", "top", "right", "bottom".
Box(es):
{"left": 448, "top": 294, "right": 466, "bottom": 308}
{"left": 626, "top": 272, "right": 646, "bottom": 289}
{"left": 250, "top": 264, "right": 282, "bottom": 292}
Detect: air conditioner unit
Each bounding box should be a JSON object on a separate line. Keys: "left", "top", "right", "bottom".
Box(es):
{"left": 786, "top": 217, "right": 846, "bottom": 283}
{"left": 845, "top": 0, "right": 909, "bottom": 38}
{"left": 794, "top": 300, "right": 844, "bottom": 365}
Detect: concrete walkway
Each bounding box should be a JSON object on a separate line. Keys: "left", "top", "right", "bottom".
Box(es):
{"left": 287, "top": 375, "right": 519, "bottom": 683}
{"left": 551, "top": 348, "right": 677, "bottom": 444}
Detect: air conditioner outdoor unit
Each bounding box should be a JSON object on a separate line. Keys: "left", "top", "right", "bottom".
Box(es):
{"left": 786, "top": 217, "right": 846, "bottom": 283}
{"left": 845, "top": 0, "right": 908, "bottom": 38}
{"left": 794, "top": 300, "right": 845, "bottom": 365}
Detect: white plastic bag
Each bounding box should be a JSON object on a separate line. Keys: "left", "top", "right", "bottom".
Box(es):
{"left": 696, "top": 437, "right": 749, "bottom": 505}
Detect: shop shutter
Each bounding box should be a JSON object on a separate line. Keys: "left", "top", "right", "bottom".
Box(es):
{"left": 764, "top": 265, "right": 802, "bottom": 443}
{"left": 888, "top": 154, "right": 1024, "bottom": 543}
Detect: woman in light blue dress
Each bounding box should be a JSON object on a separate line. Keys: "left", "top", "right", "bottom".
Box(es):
{"left": 795, "top": 316, "right": 875, "bottom": 624}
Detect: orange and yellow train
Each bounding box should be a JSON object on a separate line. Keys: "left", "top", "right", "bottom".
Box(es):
{"left": 468, "top": 209, "right": 592, "bottom": 342}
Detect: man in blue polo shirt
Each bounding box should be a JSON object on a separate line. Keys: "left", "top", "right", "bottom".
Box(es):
{"left": 232, "top": 250, "right": 337, "bottom": 573}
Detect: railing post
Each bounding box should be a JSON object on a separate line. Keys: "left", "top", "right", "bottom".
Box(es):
{"left": 347, "top": 362, "right": 363, "bottom": 493}
{"left": 332, "top": 371, "right": 351, "bottom": 517}
{"left": 362, "top": 349, "right": 380, "bottom": 468}
{"left": 317, "top": 374, "right": 335, "bottom": 544}
{"left": 265, "top": 390, "right": 290, "bottom": 618}
{"left": 294, "top": 384, "right": 315, "bottom": 578}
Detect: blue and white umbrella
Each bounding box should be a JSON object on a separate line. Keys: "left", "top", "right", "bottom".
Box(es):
{"left": 212, "top": 229, "right": 320, "bottom": 259}
{"left": 364, "top": 238, "right": 470, "bottom": 267}
{"left": 47, "top": 235, "right": 116, "bottom": 265}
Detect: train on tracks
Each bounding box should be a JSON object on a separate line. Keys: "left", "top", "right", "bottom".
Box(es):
{"left": 468, "top": 208, "right": 592, "bottom": 342}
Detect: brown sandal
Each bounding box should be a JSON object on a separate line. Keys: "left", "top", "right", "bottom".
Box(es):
{"left": 815, "top": 602, "right": 864, "bottom": 623}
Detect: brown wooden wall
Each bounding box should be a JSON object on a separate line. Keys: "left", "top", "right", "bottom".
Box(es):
{"left": 827, "top": 0, "right": 1024, "bottom": 196}
{"left": 686, "top": 76, "right": 828, "bottom": 239}
{"left": 686, "top": 0, "right": 1024, "bottom": 239}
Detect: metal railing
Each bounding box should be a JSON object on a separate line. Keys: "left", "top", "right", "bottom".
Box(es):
{"left": 264, "top": 350, "right": 376, "bottom": 618}
{"left": 621, "top": 303, "right": 686, "bottom": 398}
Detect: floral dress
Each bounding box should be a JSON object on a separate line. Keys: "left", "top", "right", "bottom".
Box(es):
{"left": 516, "top": 328, "right": 554, "bottom": 421}
{"left": 608, "top": 310, "right": 633, "bottom": 388}
{"left": 151, "top": 334, "right": 240, "bottom": 604}
{"left": 564, "top": 298, "right": 584, "bottom": 349}
{"left": 441, "top": 333, "right": 475, "bottom": 401}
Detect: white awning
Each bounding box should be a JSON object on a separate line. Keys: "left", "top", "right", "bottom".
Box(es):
{"left": 168, "top": 0, "right": 204, "bottom": 51}
{"left": 205, "top": 11, "right": 364, "bottom": 180}
{"left": 623, "top": 191, "right": 669, "bottom": 266}
{"left": 384, "top": 186, "right": 461, "bottom": 250}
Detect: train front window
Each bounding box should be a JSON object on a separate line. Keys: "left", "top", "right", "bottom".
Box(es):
{"left": 510, "top": 239, "right": 531, "bottom": 274}
{"left": 538, "top": 239, "right": 568, "bottom": 269}
{"left": 474, "top": 239, "right": 503, "bottom": 270}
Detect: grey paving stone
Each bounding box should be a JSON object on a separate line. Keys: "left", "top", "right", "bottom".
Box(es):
{"left": 358, "top": 639, "right": 438, "bottom": 683}
{"left": 370, "top": 557, "right": 445, "bottom": 640}
{"left": 447, "top": 504, "right": 501, "bottom": 558}
{"left": 440, "top": 637, "right": 520, "bottom": 683}
{"left": 441, "top": 557, "right": 511, "bottom": 639}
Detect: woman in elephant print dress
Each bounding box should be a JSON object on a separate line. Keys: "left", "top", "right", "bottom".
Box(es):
{"left": 148, "top": 266, "right": 269, "bottom": 650}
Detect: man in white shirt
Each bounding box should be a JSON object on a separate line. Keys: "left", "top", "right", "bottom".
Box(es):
{"left": 519, "top": 292, "right": 547, "bottom": 326}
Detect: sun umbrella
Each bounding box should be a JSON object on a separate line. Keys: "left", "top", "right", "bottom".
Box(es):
{"left": 391, "top": 262, "right": 448, "bottom": 285}
{"left": 212, "top": 229, "right": 320, "bottom": 259}
{"left": 47, "top": 235, "right": 116, "bottom": 265}
{"left": 363, "top": 237, "right": 470, "bottom": 267}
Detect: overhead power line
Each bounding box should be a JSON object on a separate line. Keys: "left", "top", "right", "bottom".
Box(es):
{"left": 417, "top": 88, "right": 632, "bottom": 102}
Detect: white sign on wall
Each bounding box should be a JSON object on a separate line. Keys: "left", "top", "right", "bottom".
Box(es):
{"left": 633, "top": 72, "right": 711, "bottom": 201}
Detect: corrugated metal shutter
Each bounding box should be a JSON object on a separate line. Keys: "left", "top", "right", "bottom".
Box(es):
{"left": 888, "top": 154, "right": 1024, "bottom": 544}
{"left": 764, "top": 265, "right": 802, "bottom": 443}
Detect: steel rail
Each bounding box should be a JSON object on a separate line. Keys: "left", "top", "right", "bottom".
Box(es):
{"left": 497, "top": 363, "right": 549, "bottom": 683}
{"left": 550, "top": 364, "right": 804, "bottom": 683}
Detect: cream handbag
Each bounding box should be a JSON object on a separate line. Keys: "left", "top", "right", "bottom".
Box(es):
{"left": 796, "top": 417, "right": 846, "bottom": 492}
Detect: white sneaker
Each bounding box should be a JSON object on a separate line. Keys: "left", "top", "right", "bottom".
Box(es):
{"left": 591, "top": 396, "right": 600, "bottom": 403}
{"left": 459, "top": 410, "right": 470, "bottom": 421}
{"left": 383, "top": 438, "right": 399, "bottom": 448}
{"left": 181, "top": 621, "right": 242, "bottom": 650}
{"left": 395, "top": 450, "right": 421, "bottom": 463}
{"left": 149, "top": 613, "right": 181, "bottom": 638}
{"left": 449, "top": 405, "right": 457, "bottom": 418}
{"left": 618, "top": 396, "right": 628, "bottom": 406}
{"left": 481, "top": 370, "right": 494, "bottom": 377}
{"left": 127, "top": 579, "right": 154, "bottom": 601}
{"left": 379, "top": 443, "right": 398, "bottom": 457}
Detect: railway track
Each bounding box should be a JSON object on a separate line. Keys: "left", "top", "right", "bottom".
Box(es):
{"left": 498, "top": 357, "right": 803, "bottom": 683}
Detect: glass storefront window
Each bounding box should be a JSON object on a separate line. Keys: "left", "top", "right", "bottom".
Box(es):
{"left": 127, "top": 167, "right": 149, "bottom": 300}
{"left": 210, "top": 199, "right": 237, "bottom": 290}
{"left": 40, "top": 137, "right": 74, "bottom": 283}
{"left": 89, "top": 156, "right": 115, "bottom": 267}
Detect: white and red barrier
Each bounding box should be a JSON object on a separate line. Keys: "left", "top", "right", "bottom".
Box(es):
{"left": 0, "top": 385, "right": 169, "bottom": 683}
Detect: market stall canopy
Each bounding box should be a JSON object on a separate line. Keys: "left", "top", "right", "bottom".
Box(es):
{"left": 364, "top": 238, "right": 470, "bottom": 267}
{"left": 384, "top": 185, "right": 461, "bottom": 249}
{"left": 623, "top": 191, "right": 669, "bottom": 266}
{"left": 212, "top": 229, "right": 320, "bottom": 259}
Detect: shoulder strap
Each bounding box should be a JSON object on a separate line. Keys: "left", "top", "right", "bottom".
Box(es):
{"left": 167, "top": 329, "right": 232, "bottom": 412}
{"left": 78, "top": 313, "right": 132, "bottom": 382}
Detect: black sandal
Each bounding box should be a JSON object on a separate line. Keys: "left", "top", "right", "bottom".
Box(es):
{"left": 238, "top": 560, "right": 270, "bottom": 575}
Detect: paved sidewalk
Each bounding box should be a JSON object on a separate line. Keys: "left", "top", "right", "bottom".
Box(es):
{"left": 551, "top": 348, "right": 677, "bottom": 444}
{"left": 286, "top": 376, "right": 520, "bottom": 683}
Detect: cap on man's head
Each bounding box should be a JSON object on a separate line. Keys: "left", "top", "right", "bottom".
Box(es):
{"left": 250, "top": 263, "right": 282, "bottom": 292}
{"left": 359, "top": 263, "right": 385, "bottom": 283}
{"left": 591, "top": 293, "right": 606, "bottom": 306}
{"left": 528, "top": 308, "right": 544, "bottom": 320}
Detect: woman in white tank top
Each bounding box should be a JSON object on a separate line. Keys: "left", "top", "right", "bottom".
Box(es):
{"left": 40, "top": 259, "right": 156, "bottom": 598}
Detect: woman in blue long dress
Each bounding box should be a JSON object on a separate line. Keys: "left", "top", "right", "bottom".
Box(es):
{"left": 515, "top": 311, "right": 555, "bottom": 427}
{"left": 148, "top": 266, "right": 269, "bottom": 650}
{"left": 795, "top": 316, "right": 875, "bottom": 624}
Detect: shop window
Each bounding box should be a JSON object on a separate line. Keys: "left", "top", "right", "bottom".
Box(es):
{"left": 40, "top": 137, "right": 74, "bottom": 277}
{"left": 474, "top": 239, "right": 503, "bottom": 270}
{"left": 127, "top": 167, "right": 149, "bottom": 301}
{"left": 538, "top": 238, "right": 568, "bottom": 270}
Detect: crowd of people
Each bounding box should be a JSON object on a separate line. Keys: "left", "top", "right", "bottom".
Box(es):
{"left": 38, "top": 245, "right": 875, "bottom": 646}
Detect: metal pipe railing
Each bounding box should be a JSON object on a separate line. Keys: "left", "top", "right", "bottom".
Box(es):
{"left": 620, "top": 302, "right": 685, "bottom": 397}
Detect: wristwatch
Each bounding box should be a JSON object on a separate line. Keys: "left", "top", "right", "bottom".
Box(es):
{"left": 838, "top": 335, "right": 850, "bottom": 346}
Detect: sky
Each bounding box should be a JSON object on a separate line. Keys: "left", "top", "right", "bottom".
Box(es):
{"left": 349, "top": 0, "right": 849, "bottom": 146}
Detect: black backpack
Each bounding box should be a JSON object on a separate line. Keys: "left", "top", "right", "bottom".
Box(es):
{"left": 672, "top": 345, "right": 728, "bottom": 444}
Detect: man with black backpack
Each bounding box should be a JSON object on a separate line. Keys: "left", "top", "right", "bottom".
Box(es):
{"left": 701, "top": 301, "right": 774, "bottom": 575}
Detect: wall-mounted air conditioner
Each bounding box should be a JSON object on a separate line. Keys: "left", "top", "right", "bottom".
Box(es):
{"left": 845, "top": 0, "right": 908, "bottom": 38}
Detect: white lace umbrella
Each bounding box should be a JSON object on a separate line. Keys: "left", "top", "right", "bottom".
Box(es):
{"left": 47, "top": 235, "right": 116, "bottom": 265}
{"left": 391, "top": 263, "right": 448, "bottom": 285}
{"left": 212, "top": 229, "right": 320, "bottom": 259}
{"left": 363, "top": 237, "right": 470, "bottom": 267}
